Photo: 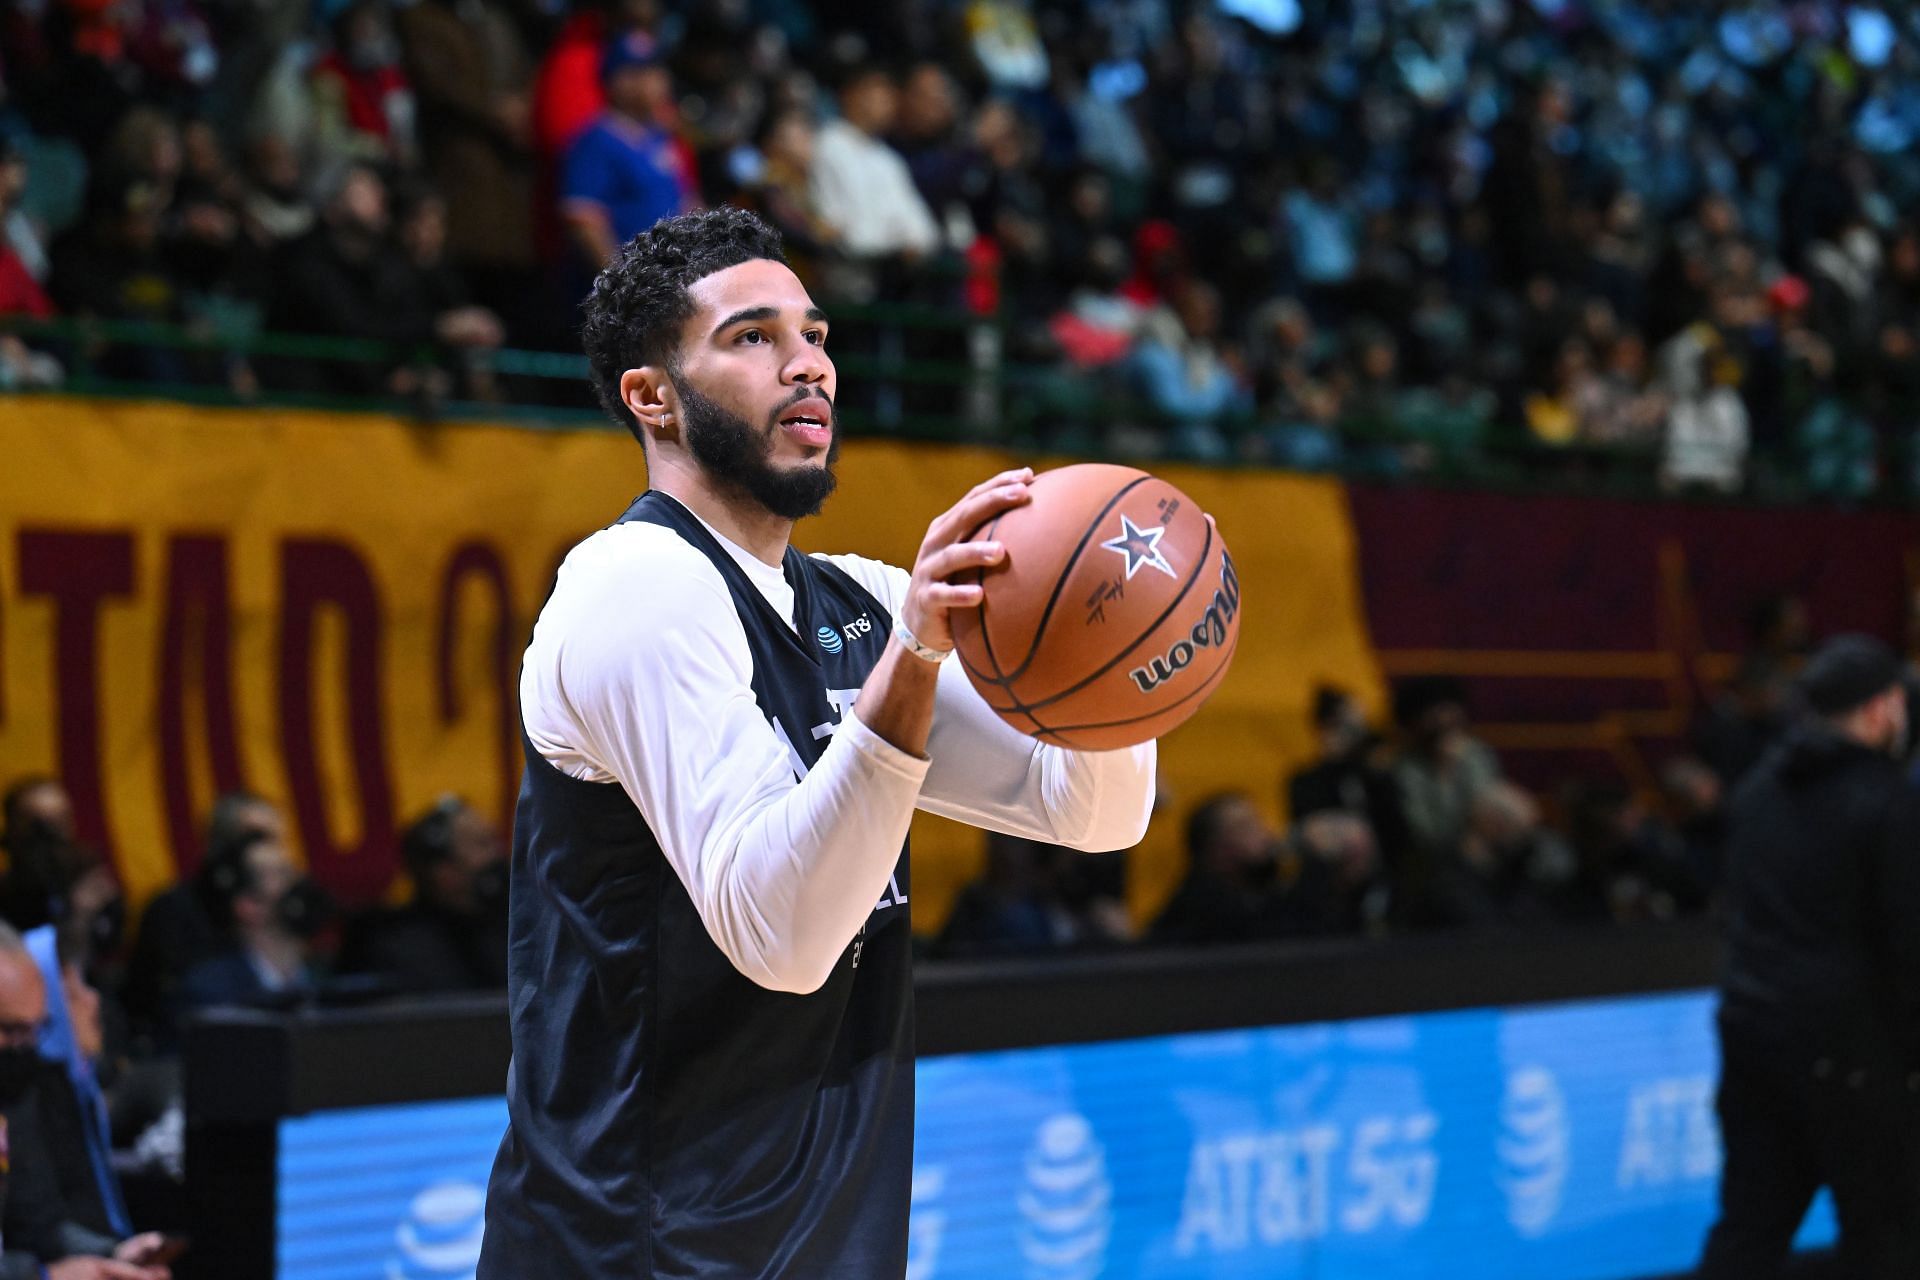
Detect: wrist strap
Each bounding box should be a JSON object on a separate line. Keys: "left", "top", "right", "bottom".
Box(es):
{"left": 893, "top": 618, "right": 951, "bottom": 664}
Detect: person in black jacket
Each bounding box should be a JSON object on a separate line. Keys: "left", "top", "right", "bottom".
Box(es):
{"left": 1699, "top": 634, "right": 1920, "bottom": 1279}
{"left": 338, "top": 797, "right": 508, "bottom": 993}
{"left": 0, "top": 925, "right": 172, "bottom": 1280}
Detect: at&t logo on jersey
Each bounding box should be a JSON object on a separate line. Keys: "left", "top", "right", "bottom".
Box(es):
{"left": 816, "top": 625, "right": 844, "bottom": 654}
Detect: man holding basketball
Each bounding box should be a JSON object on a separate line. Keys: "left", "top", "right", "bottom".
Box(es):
{"left": 478, "top": 208, "right": 1155, "bottom": 1277}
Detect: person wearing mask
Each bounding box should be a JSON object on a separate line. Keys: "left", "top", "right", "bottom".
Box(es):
{"left": 307, "top": 0, "right": 417, "bottom": 167}
{"left": 1391, "top": 676, "right": 1502, "bottom": 860}
{"left": 1286, "top": 685, "right": 1409, "bottom": 869}
{"left": 339, "top": 797, "right": 508, "bottom": 993}
{"left": 1699, "top": 635, "right": 1920, "bottom": 1278}
{"left": 0, "top": 925, "right": 173, "bottom": 1279}
{"left": 125, "top": 792, "right": 282, "bottom": 1053}
{"left": 1149, "top": 792, "right": 1329, "bottom": 945}
{"left": 178, "top": 830, "right": 328, "bottom": 1015}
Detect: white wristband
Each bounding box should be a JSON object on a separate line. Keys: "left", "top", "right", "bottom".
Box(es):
{"left": 893, "top": 618, "right": 951, "bottom": 664}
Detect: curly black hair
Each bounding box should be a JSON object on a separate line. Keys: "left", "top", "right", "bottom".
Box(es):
{"left": 580, "top": 207, "right": 789, "bottom": 442}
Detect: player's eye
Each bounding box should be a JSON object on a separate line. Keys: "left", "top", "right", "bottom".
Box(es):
{"left": 737, "top": 329, "right": 766, "bottom": 345}
{"left": 804, "top": 329, "right": 827, "bottom": 346}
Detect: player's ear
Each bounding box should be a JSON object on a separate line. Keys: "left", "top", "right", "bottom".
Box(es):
{"left": 621, "top": 366, "right": 678, "bottom": 444}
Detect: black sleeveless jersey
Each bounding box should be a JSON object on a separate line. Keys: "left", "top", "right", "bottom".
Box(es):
{"left": 479, "top": 491, "right": 914, "bottom": 1279}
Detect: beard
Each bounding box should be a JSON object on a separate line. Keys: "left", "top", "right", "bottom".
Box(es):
{"left": 678, "top": 379, "right": 840, "bottom": 521}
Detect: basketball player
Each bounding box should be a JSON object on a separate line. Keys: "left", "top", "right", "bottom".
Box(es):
{"left": 477, "top": 207, "right": 1156, "bottom": 1277}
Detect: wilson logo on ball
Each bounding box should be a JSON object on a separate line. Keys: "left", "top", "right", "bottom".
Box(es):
{"left": 1128, "top": 551, "right": 1239, "bottom": 694}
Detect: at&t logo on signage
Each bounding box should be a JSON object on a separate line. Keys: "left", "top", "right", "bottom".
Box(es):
{"left": 1018, "top": 1113, "right": 1112, "bottom": 1280}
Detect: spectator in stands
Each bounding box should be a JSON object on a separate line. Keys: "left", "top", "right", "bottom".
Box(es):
{"left": 1403, "top": 781, "right": 1567, "bottom": 932}
{"left": 1660, "top": 756, "right": 1731, "bottom": 899}
{"left": 1286, "top": 685, "right": 1408, "bottom": 873}
{"left": 531, "top": 0, "right": 661, "bottom": 163}
{"left": 1694, "top": 655, "right": 1793, "bottom": 790}
{"left": 126, "top": 791, "right": 281, "bottom": 1053}
{"left": 1658, "top": 296, "right": 1752, "bottom": 494}
{"left": 307, "top": 0, "right": 416, "bottom": 168}
{"left": 394, "top": 183, "right": 504, "bottom": 400}
{"left": 25, "top": 924, "right": 133, "bottom": 1246}
{"left": 1338, "top": 324, "right": 1413, "bottom": 453}
{"left": 1246, "top": 295, "right": 1342, "bottom": 467}
{"left": 1291, "top": 809, "right": 1390, "bottom": 937}
{"left": 934, "top": 833, "right": 1124, "bottom": 959}
{"left": 893, "top": 60, "right": 974, "bottom": 248}
{"left": 559, "top": 32, "right": 695, "bottom": 276}
{"left": 2, "top": 778, "right": 74, "bottom": 852}
{"left": 0, "top": 831, "right": 123, "bottom": 969}
{"left": 1749, "top": 595, "right": 1814, "bottom": 669}
{"left": 1150, "top": 792, "right": 1329, "bottom": 946}
{"left": 0, "top": 135, "right": 61, "bottom": 391}
{"left": 339, "top": 797, "right": 507, "bottom": 993}
{"left": 397, "top": 0, "right": 535, "bottom": 317}
{"left": 1279, "top": 162, "right": 1358, "bottom": 321}
{"left": 272, "top": 162, "right": 495, "bottom": 397}
{"left": 1390, "top": 677, "right": 1502, "bottom": 867}
{"left": 47, "top": 178, "right": 179, "bottom": 336}
{"left": 235, "top": 135, "right": 313, "bottom": 250}
{"left": 807, "top": 63, "right": 938, "bottom": 282}
{"left": 0, "top": 924, "right": 174, "bottom": 1280}
{"left": 738, "top": 105, "right": 836, "bottom": 279}
{"left": 1127, "top": 280, "right": 1246, "bottom": 460}
{"left": 1556, "top": 780, "right": 1710, "bottom": 924}
{"left": 177, "top": 828, "right": 326, "bottom": 1016}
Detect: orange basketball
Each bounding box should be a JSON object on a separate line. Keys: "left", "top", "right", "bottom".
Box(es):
{"left": 950, "top": 463, "right": 1240, "bottom": 750}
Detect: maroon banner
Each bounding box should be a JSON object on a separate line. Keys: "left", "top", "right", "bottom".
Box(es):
{"left": 1347, "top": 486, "right": 1920, "bottom": 793}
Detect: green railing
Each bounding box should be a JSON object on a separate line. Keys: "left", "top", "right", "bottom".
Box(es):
{"left": 0, "top": 309, "right": 1903, "bottom": 506}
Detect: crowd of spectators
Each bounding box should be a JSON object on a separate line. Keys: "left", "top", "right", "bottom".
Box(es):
{"left": 0, "top": 0, "right": 1918, "bottom": 490}
{"left": 0, "top": 772, "right": 514, "bottom": 1271}
{"left": 936, "top": 592, "right": 1918, "bottom": 957}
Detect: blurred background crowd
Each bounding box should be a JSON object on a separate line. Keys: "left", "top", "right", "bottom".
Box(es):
{"left": 4, "top": 0, "right": 1920, "bottom": 492}
{"left": 0, "top": 579, "right": 1904, "bottom": 1257}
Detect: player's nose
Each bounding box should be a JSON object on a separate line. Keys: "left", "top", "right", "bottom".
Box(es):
{"left": 784, "top": 339, "right": 832, "bottom": 387}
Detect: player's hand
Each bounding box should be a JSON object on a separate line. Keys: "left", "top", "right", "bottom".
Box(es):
{"left": 900, "top": 467, "right": 1033, "bottom": 653}
{"left": 48, "top": 1254, "right": 170, "bottom": 1280}
{"left": 113, "top": 1234, "right": 177, "bottom": 1267}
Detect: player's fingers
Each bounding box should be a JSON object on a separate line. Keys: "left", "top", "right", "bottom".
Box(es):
{"left": 960, "top": 467, "right": 1033, "bottom": 503}
{"left": 927, "top": 481, "right": 1031, "bottom": 549}
{"left": 920, "top": 540, "right": 1005, "bottom": 582}
{"left": 924, "top": 471, "right": 1032, "bottom": 545}
{"left": 920, "top": 581, "right": 985, "bottom": 611}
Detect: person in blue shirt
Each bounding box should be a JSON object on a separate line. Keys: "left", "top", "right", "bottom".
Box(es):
{"left": 559, "top": 32, "right": 694, "bottom": 276}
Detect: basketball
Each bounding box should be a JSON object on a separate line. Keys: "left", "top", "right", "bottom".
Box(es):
{"left": 950, "top": 464, "right": 1240, "bottom": 751}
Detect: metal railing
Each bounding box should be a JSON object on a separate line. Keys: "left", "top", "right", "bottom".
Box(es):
{"left": 0, "top": 309, "right": 1902, "bottom": 506}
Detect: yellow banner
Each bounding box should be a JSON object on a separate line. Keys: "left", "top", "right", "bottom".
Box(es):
{"left": 0, "top": 397, "right": 1382, "bottom": 930}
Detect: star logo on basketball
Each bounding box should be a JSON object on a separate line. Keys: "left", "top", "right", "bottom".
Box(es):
{"left": 1100, "top": 514, "right": 1176, "bottom": 580}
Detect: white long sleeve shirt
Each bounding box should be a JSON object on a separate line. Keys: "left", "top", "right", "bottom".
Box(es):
{"left": 521, "top": 506, "right": 1156, "bottom": 992}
